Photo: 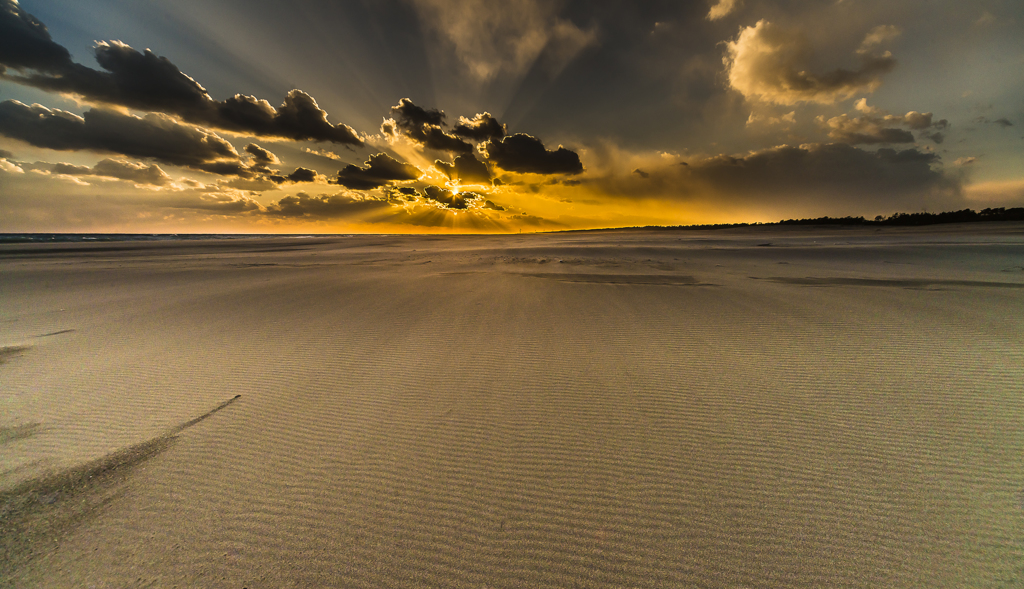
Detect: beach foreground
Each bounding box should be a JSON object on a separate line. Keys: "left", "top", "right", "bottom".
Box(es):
{"left": 2, "top": 225, "right": 1023, "bottom": 588}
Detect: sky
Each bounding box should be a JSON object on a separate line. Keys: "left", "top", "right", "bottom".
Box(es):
{"left": 1, "top": 0, "right": 1022, "bottom": 233}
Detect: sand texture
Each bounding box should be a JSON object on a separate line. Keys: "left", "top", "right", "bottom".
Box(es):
{"left": 1, "top": 224, "right": 1023, "bottom": 588}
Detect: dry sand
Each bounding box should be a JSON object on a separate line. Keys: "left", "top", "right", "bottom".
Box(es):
{"left": 1, "top": 224, "right": 1023, "bottom": 588}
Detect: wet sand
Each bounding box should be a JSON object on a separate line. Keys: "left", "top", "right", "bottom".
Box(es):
{"left": 2, "top": 224, "right": 1023, "bottom": 588}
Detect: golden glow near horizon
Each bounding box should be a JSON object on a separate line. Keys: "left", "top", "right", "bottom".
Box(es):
{"left": 0, "top": 0, "right": 1022, "bottom": 233}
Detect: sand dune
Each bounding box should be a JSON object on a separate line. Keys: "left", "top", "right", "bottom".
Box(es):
{"left": 1, "top": 224, "right": 1023, "bottom": 587}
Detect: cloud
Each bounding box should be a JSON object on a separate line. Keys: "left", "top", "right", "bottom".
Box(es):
{"left": 954, "top": 157, "right": 977, "bottom": 166}
{"left": 482, "top": 199, "right": 505, "bottom": 211}
{"left": 0, "top": 153, "right": 23, "bottom": 173}
{"left": 452, "top": 113, "right": 506, "bottom": 141}
{"left": 333, "top": 152, "right": 421, "bottom": 190}
{"left": 173, "top": 192, "right": 262, "bottom": 213}
{"left": 857, "top": 25, "right": 901, "bottom": 54}
{"left": 994, "top": 118, "right": 1013, "bottom": 128}
{"left": 481, "top": 133, "right": 583, "bottom": 175}
{"left": 901, "top": 111, "right": 935, "bottom": 130}
{"left": 0, "top": 0, "right": 74, "bottom": 73}
{"left": 223, "top": 177, "right": 281, "bottom": 192}
{"left": 267, "top": 167, "right": 321, "bottom": 184}
{"left": 422, "top": 185, "right": 476, "bottom": 209}
{"left": 707, "top": 0, "right": 740, "bottom": 21}
{"left": 389, "top": 97, "right": 445, "bottom": 128}
{"left": 964, "top": 179, "right": 1024, "bottom": 205}
{"left": 0, "top": 100, "right": 248, "bottom": 175}
{"left": 303, "top": 147, "right": 344, "bottom": 161}
{"left": 853, "top": 98, "right": 882, "bottom": 115}
{"left": 724, "top": 20, "right": 896, "bottom": 105}
{"left": 817, "top": 114, "right": 914, "bottom": 144}
{"left": 581, "top": 141, "right": 963, "bottom": 217}
{"left": 244, "top": 143, "right": 280, "bottom": 165}
{"left": 263, "top": 191, "right": 394, "bottom": 218}
{"left": 246, "top": 90, "right": 361, "bottom": 144}
{"left": 51, "top": 158, "right": 172, "bottom": 186}
{"left": 746, "top": 110, "right": 796, "bottom": 127}
{"left": 0, "top": 4, "right": 361, "bottom": 145}
{"left": 691, "top": 145, "right": 951, "bottom": 204}
{"left": 632, "top": 168, "right": 649, "bottom": 178}
{"left": 818, "top": 110, "right": 947, "bottom": 144}
{"left": 381, "top": 98, "right": 472, "bottom": 153}
{"left": 396, "top": 187, "right": 418, "bottom": 197}
{"left": 10, "top": 40, "right": 213, "bottom": 115}
{"left": 433, "top": 159, "right": 454, "bottom": 179}
{"left": 435, "top": 153, "right": 491, "bottom": 184}
{"left": 406, "top": 0, "right": 597, "bottom": 82}
{"left": 284, "top": 167, "right": 318, "bottom": 183}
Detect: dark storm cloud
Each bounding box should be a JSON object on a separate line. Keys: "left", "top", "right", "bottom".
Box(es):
{"left": 13, "top": 41, "right": 213, "bottom": 114}
{"left": 333, "top": 153, "right": 421, "bottom": 190}
{"left": 418, "top": 125, "right": 473, "bottom": 153}
{"left": 11, "top": 44, "right": 364, "bottom": 144}
{"left": 584, "top": 141, "right": 964, "bottom": 217}
{"left": 51, "top": 158, "right": 172, "bottom": 185}
{"left": 263, "top": 192, "right": 394, "bottom": 218}
{"left": 0, "top": 100, "right": 248, "bottom": 175}
{"left": 267, "top": 167, "right": 320, "bottom": 184}
{"left": 482, "top": 199, "right": 505, "bottom": 211}
{"left": 693, "top": 144, "right": 959, "bottom": 212}
{"left": 381, "top": 98, "right": 473, "bottom": 153}
{"left": 435, "top": 154, "right": 491, "bottom": 184}
{"left": 694, "top": 144, "right": 943, "bottom": 187}
{"left": 0, "top": 3, "right": 361, "bottom": 145}
{"left": 481, "top": 133, "right": 583, "bottom": 175}
{"left": 454, "top": 154, "right": 491, "bottom": 183}
{"left": 379, "top": 186, "right": 418, "bottom": 202}
{"left": 433, "top": 159, "right": 454, "bottom": 179}
{"left": 0, "top": 0, "right": 74, "bottom": 73}
{"left": 225, "top": 89, "right": 361, "bottom": 144}
{"left": 452, "top": 113, "right": 506, "bottom": 141}
{"left": 422, "top": 185, "right": 475, "bottom": 209}
{"left": 0, "top": 148, "right": 13, "bottom": 159}
{"left": 390, "top": 97, "right": 445, "bottom": 128}
{"left": 285, "top": 167, "right": 318, "bottom": 183}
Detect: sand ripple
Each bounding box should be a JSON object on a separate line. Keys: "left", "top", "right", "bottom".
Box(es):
{"left": 1, "top": 228, "right": 1022, "bottom": 587}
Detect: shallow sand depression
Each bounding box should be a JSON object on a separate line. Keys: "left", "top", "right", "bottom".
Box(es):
{"left": 1, "top": 224, "right": 1023, "bottom": 588}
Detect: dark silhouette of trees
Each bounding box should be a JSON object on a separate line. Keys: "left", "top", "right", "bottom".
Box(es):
{"left": 651, "top": 207, "right": 1024, "bottom": 230}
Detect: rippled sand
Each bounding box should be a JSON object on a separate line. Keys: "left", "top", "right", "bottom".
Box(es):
{"left": 2, "top": 224, "right": 1023, "bottom": 588}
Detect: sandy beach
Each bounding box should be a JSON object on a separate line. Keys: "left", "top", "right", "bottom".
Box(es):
{"left": 1, "top": 224, "right": 1023, "bottom": 588}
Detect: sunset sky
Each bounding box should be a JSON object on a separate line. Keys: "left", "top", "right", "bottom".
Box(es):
{"left": 1, "top": 0, "right": 1022, "bottom": 232}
